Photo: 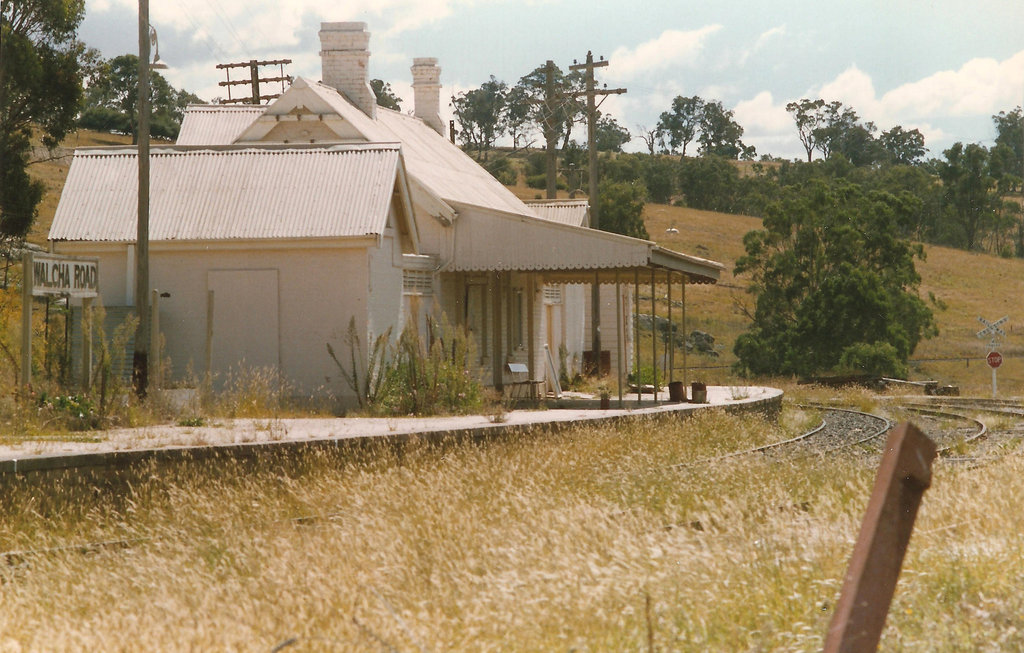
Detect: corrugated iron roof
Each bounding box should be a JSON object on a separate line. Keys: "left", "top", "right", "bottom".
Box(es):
{"left": 290, "top": 78, "right": 534, "bottom": 217}
{"left": 50, "top": 143, "right": 404, "bottom": 242}
{"left": 525, "top": 199, "right": 590, "bottom": 226}
{"left": 186, "top": 77, "right": 536, "bottom": 218}
{"left": 450, "top": 203, "right": 723, "bottom": 284}
{"left": 176, "top": 105, "right": 264, "bottom": 145}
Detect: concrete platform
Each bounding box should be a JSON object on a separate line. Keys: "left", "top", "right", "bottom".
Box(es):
{"left": 0, "top": 386, "right": 783, "bottom": 475}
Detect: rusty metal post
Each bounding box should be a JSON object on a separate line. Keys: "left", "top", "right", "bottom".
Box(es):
{"left": 824, "top": 422, "right": 936, "bottom": 653}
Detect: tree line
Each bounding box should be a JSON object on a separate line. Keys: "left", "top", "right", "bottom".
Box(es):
{"left": 2, "top": 0, "right": 207, "bottom": 244}
{"left": 454, "top": 63, "right": 1024, "bottom": 259}
{"left": 451, "top": 64, "right": 632, "bottom": 162}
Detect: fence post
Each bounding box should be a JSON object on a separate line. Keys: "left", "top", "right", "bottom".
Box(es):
{"left": 824, "top": 422, "right": 936, "bottom": 652}
{"left": 21, "top": 252, "right": 33, "bottom": 389}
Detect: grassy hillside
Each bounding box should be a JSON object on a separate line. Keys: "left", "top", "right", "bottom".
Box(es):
{"left": 509, "top": 174, "right": 1024, "bottom": 395}
{"left": 28, "top": 135, "right": 1024, "bottom": 396}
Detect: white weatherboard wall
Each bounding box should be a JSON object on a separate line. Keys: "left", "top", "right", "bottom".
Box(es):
{"left": 581, "top": 284, "right": 634, "bottom": 381}
{"left": 57, "top": 241, "right": 379, "bottom": 401}
{"left": 208, "top": 269, "right": 280, "bottom": 374}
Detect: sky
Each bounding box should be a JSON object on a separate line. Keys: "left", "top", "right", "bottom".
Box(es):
{"left": 79, "top": 0, "right": 1024, "bottom": 160}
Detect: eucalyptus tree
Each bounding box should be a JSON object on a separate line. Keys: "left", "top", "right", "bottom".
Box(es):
{"left": 451, "top": 76, "right": 509, "bottom": 162}
{"left": 657, "top": 95, "right": 704, "bottom": 158}
{"left": 734, "top": 179, "right": 934, "bottom": 378}
{"left": 1, "top": 0, "right": 86, "bottom": 237}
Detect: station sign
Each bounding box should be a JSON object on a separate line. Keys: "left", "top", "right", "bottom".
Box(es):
{"left": 30, "top": 253, "right": 99, "bottom": 298}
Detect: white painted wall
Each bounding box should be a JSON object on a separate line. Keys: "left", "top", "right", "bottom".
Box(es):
{"left": 57, "top": 239, "right": 385, "bottom": 403}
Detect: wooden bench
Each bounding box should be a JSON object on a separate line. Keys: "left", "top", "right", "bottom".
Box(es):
{"left": 506, "top": 363, "right": 542, "bottom": 400}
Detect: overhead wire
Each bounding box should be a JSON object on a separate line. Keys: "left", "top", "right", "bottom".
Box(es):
{"left": 169, "top": 0, "right": 232, "bottom": 62}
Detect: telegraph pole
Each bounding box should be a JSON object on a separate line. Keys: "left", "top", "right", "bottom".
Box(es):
{"left": 217, "top": 59, "right": 292, "bottom": 104}
{"left": 544, "top": 60, "right": 558, "bottom": 200}
{"left": 133, "top": 0, "right": 151, "bottom": 396}
{"left": 568, "top": 52, "right": 626, "bottom": 374}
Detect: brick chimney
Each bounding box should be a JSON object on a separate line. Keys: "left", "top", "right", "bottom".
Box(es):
{"left": 319, "top": 22, "right": 377, "bottom": 119}
{"left": 411, "top": 57, "right": 445, "bottom": 136}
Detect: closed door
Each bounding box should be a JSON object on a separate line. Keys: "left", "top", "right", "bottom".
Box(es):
{"left": 208, "top": 269, "right": 280, "bottom": 384}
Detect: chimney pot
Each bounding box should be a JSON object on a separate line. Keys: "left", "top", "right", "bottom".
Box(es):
{"left": 319, "top": 22, "right": 377, "bottom": 119}
{"left": 411, "top": 57, "right": 445, "bottom": 137}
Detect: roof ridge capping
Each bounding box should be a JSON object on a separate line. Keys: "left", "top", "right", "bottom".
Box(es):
{"left": 71, "top": 142, "right": 405, "bottom": 156}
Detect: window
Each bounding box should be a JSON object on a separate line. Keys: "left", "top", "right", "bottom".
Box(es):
{"left": 465, "top": 280, "right": 487, "bottom": 359}
{"left": 403, "top": 269, "right": 433, "bottom": 295}
{"left": 543, "top": 285, "right": 563, "bottom": 305}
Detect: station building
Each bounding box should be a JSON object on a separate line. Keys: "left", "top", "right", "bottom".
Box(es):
{"left": 49, "top": 22, "right": 722, "bottom": 403}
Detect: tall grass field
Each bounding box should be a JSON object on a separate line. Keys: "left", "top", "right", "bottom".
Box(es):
{"left": 9, "top": 134, "right": 1023, "bottom": 650}
{"left": 3, "top": 399, "right": 1024, "bottom": 650}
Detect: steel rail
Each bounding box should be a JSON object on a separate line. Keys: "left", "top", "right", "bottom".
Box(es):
{"left": 671, "top": 406, "right": 891, "bottom": 470}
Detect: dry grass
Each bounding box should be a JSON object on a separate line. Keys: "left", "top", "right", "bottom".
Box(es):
{"left": 2, "top": 409, "right": 1022, "bottom": 650}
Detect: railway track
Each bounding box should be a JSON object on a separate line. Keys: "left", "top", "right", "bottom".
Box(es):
{"left": 676, "top": 398, "right": 1024, "bottom": 469}
{"left": 890, "top": 397, "right": 1024, "bottom": 467}
{"left": 672, "top": 406, "right": 893, "bottom": 469}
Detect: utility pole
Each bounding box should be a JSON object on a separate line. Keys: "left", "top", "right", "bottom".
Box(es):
{"left": 568, "top": 51, "right": 626, "bottom": 375}
{"left": 133, "top": 0, "right": 151, "bottom": 396}
{"left": 544, "top": 60, "right": 558, "bottom": 200}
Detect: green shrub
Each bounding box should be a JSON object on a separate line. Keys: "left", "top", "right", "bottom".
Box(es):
{"left": 837, "top": 341, "right": 907, "bottom": 378}
{"left": 525, "top": 150, "right": 547, "bottom": 176}
{"left": 330, "top": 316, "right": 484, "bottom": 416}
{"left": 374, "top": 318, "right": 484, "bottom": 415}
{"left": 525, "top": 174, "right": 566, "bottom": 190}
{"left": 627, "top": 364, "right": 658, "bottom": 387}
{"left": 37, "top": 393, "right": 101, "bottom": 431}
{"left": 485, "top": 156, "right": 518, "bottom": 186}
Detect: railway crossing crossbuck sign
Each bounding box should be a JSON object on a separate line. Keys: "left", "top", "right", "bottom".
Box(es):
{"left": 977, "top": 315, "right": 1009, "bottom": 398}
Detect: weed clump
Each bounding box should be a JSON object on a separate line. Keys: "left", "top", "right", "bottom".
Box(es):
{"left": 329, "top": 316, "right": 485, "bottom": 416}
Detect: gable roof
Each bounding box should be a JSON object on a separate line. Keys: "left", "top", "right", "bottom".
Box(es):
{"left": 178, "top": 77, "right": 534, "bottom": 218}
{"left": 50, "top": 142, "right": 417, "bottom": 248}
{"left": 176, "top": 105, "right": 264, "bottom": 146}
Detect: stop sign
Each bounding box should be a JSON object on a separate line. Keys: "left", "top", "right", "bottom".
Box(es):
{"left": 987, "top": 351, "right": 1003, "bottom": 368}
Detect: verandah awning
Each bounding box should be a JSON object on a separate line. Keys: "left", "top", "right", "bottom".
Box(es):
{"left": 449, "top": 202, "right": 724, "bottom": 285}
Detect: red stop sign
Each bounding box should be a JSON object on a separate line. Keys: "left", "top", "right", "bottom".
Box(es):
{"left": 987, "top": 351, "right": 1003, "bottom": 368}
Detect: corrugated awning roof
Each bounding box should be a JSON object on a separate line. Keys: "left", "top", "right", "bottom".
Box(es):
{"left": 49, "top": 143, "right": 413, "bottom": 244}
{"left": 525, "top": 199, "right": 590, "bottom": 227}
{"left": 450, "top": 203, "right": 723, "bottom": 284}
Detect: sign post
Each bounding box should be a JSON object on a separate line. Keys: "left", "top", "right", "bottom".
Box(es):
{"left": 20, "top": 252, "right": 99, "bottom": 389}
{"left": 977, "top": 316, "right": 1008, "bottom": 400}
{"left": 987, "top": 350, "right": 1002, "bottom": 398}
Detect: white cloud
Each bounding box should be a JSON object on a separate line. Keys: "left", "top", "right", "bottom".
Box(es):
{"left": 96, "top": 0, "right": 468, "bottom": 55}
{"left": 754, "top": 25, "right": 786, "bottom": 50}
{"left": 730, "top": 50, "right": 1024, "bottom": 160}
{"left": 881, "top": 51, "right": 1024, "bottom": 120}
{"left": 605, "top": 25, "right": 722, "bottom": 82}
{"left": 816, "top": 65, "right": 878, "bottom": 114}
{"left": 698, "top": 84, "right": 738, "bottom": 102}
{"left": 812, "top": 51, "right": 1024, "bottom": 130}
{"left": 734, "top": 91, "right": 792, "bottom": 134}
{"left": 739, "top": 24, "right": 786, "bottom": 66}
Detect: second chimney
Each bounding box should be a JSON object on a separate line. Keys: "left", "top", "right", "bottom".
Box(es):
{"left": 320, "top": 22, "right": 377, "bottom": 119}
{"left": 411, "top": 57, "right": 445, "bottom": 137}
